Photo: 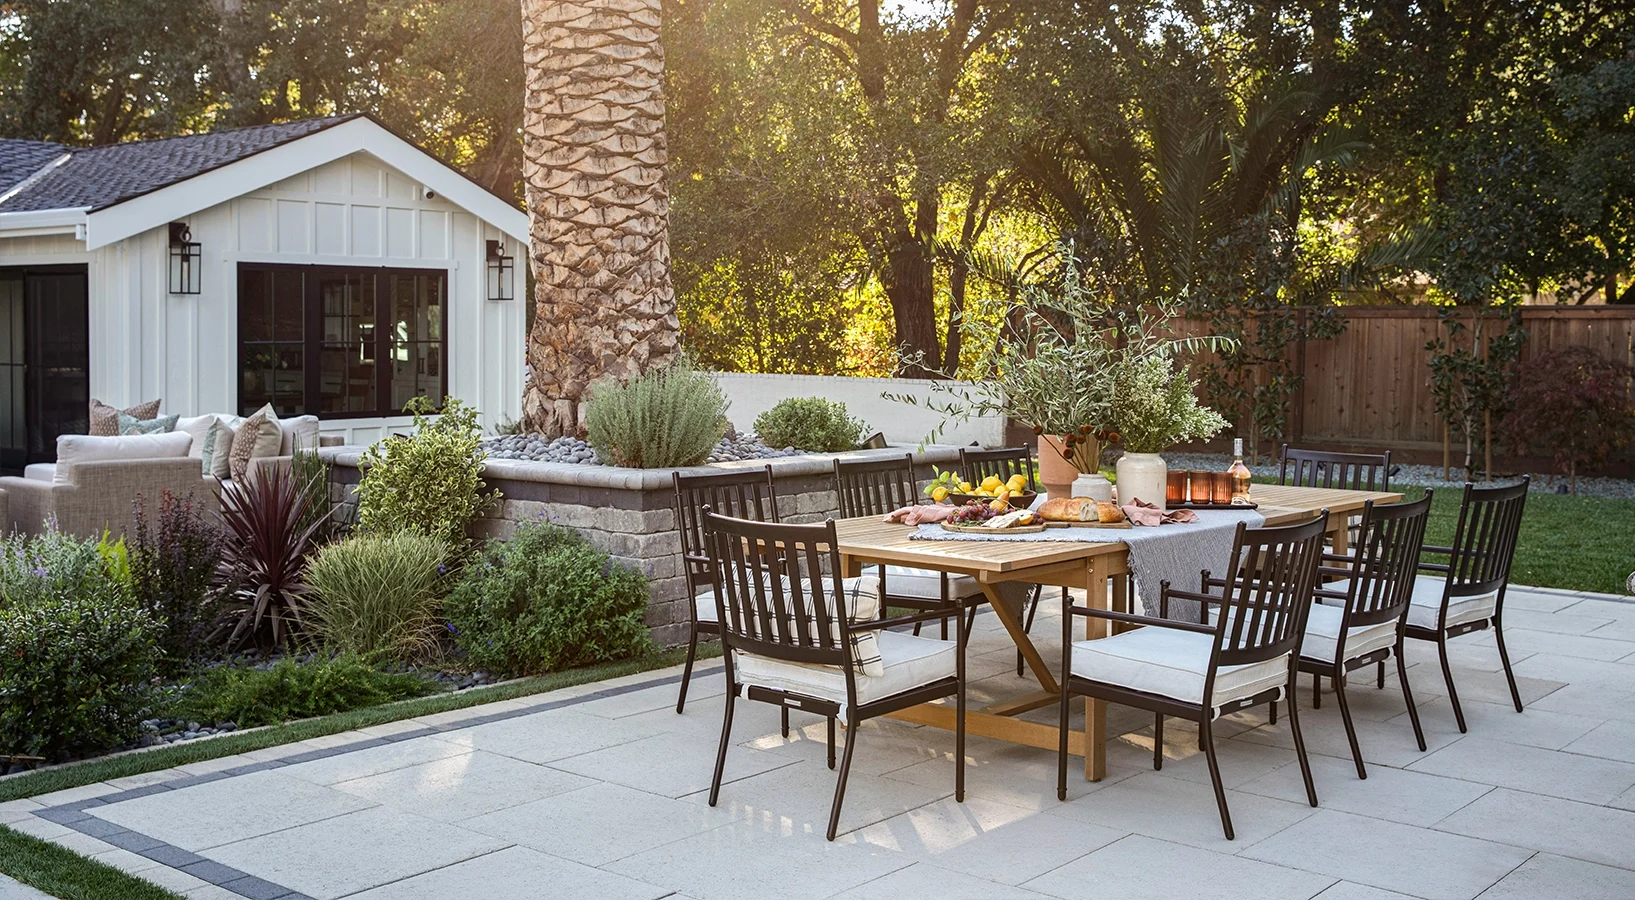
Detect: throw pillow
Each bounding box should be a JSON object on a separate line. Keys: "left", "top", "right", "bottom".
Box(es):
{"left": 277, "top": 415, "right": 321, "bottom": 455}
{"left": 228, "top": 404, "right": 283, "bottom": 482}
{"left": 204, "top": 416, "right": 242, "bottom": 480}
{"left": 117, "top": 413, "right": 179, "bottom": 435}
{"left": 176, "top": 415, "right": 217, "bottom": 460}
{"left": 89, "top": 398, "right": 161, "bottom": 436}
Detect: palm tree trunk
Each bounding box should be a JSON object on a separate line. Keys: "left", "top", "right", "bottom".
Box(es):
{"left": 520, "top": 0, "right": 679, "bottom": 436}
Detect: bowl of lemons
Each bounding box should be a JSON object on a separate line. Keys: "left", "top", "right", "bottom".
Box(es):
{"left": 925, "top": 469, "right": 1037, "bottom": 512}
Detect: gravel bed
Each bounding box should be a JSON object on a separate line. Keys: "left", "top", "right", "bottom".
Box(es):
{"left": 1162, "top": 452, "right": 1635, "bottom": 500}
{"left": 482, "top": 430, "right": 804, "bottom": 465}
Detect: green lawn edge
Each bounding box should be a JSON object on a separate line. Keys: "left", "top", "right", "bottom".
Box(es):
{"left": 0, "top": 825, "right": 183, "bottom": 900}
{"left": 0, "top": 643, "right": 719, "bottom": 805}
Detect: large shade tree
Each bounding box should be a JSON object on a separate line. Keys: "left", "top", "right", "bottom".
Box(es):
{"left": 519, "top": 0, "right": 679, "bottom": 436}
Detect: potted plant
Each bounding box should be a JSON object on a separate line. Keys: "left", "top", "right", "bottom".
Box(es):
{"left": 889, "top": 248, "right": 1230, "bottom": 500}
{"left": 1109, "top": 355, "right": 1229, "bottom": 509}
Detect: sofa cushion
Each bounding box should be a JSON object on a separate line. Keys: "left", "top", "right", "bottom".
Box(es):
{"left": 54, "top": 432, "right": 193, "bottom": 484}
{"left": 278, "top": 415, "right": 321, "bottom": 455}
{"left": 736, "top": 629, "right": 956, "bottom": 722}
{"left": 24, "top": 463, "right": 55, "bottom": 482}
{"left": 1070, "top": 626, "right": 1291, "bottom": 717}
{"left": 229, "top": 404, "right": 282, "bottom": 482}
{"left": 204, "top": 416, "right": 242, "bottom": 480}
{"left": 118, "top": 413, "right": 179, "bottom": 435}
{"left": 176, "top": 415, "right": 217, "bottom": 459}
{"left": 89, "top": 398, "right": 160, "bottom": 436}
{"left": 1299, "top": 601, "right": 1400, "bottom": 665}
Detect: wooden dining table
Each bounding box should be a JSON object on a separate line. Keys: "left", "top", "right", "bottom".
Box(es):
{"left": 833, "top": 483, "right": 1403, "bottom": 782}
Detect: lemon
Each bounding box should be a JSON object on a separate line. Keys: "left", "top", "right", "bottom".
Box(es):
{"left": 931, "top": 486, "right": 949, "bottom": 502}
{"left": 1006, "top": 474, "right": 1027, "bottom": 491}
{"left": 958, "top": 481, "right": 974, "bottom": 493}
{"left": 980, "top": 475, "right": 1003, "bottom": 491}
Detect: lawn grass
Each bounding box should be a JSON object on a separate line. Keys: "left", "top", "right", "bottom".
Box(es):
{"left": 0, "top": 643, "right": 717, "bottom": 805}
{"left": 1403, "top": 485, "right": 1635, "bottom": 595}
{"left": 0, "top": 826, "right": 182, "bottom": 900}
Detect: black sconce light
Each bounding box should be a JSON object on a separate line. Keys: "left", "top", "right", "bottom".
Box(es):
{"left": 168, "top": 222, "right": 201, "bottom": 295}
{"left": 486, "top": 239, "right": 514, "bottom": 302}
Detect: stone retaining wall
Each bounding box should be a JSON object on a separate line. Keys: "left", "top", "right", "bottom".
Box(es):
{"left": 322, "top": 446, "right": 965, "bottom": 647}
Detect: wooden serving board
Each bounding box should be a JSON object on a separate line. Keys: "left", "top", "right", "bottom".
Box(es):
{"left": 940, "top": 522, "right": 1048, "bottom": 535}
{"left": 1043, "top": 520, "right": 1134, "bottom": 530}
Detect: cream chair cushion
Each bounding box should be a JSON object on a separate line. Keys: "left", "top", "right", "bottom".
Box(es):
{"left": 53, "top": 433, "right": 192, "bottom": 485}
{"left": 861, "top": 563, "right": 982, "bottom": 600}
{"left": 1299, "top": 602, "right": 1399, "bottom": 664}
{"left": 1326, "top": 576, "right": 1499, "bottom": 631}
{"left": 694, "top": 589, "right": 718, "bottom": 623}
{"left": 1070, "top": 626, "right": 1290, "bottom": 717}
{"left": 736, "top": 630, "right": 956, "bottom": 722}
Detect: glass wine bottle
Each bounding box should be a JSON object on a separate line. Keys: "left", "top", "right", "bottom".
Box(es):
{"left": 1228, "top": 438, "right": 1252, "bottom": 505}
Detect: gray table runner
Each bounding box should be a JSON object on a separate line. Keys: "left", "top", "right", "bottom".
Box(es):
{"left": 909, "top": 507, "right": 1266, "bottom": 622}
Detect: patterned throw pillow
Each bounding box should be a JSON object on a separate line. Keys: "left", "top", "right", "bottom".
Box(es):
{"left": 117, "top": 413, "right": 179, "bottom": 435}
{"left": 724, "top": 574, "right": 883, "bottom": 677}
{"left": 228, "top": 404, "right": 283, "bottom": 483}
{"left": 89, "top": 398, "right": 161, "bottom": 436}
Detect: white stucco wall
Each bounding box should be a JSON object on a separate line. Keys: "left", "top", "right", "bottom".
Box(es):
{"left": 0, "top": 152, "right": 525, "bottom": 445}
{"left": 712, "top": 372, "right": 1006, "bottom": 448}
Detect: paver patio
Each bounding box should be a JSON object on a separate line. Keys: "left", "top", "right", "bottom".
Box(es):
{"left": 7, "top": 584, "right": 1635, "bottom": 900}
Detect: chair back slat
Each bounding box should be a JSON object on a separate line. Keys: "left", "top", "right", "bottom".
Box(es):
{"left": 834, "top": 454, "right": 918, "bottom": 517}
{"left": 1342, "top": 492, "right": 1434, "bottom": 629}
{"left": 1279, "top": 445, "right": 1391, "bottom": 492}
{"left": 959, "top": 446, "right": 1037, "bottom": 492}
{"left": 705, "top": 511, "right": 852, "bottom": 668}
{"left": 674, "top": 466, "right": 779, "bottom": 594}
{"left": 1210, "top": 512, "right": 1328, "bottom": 669}
{"left": 1443, "top": 478, "right": 1529, "bottom": 597}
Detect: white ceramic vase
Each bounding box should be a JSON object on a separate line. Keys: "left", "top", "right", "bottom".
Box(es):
{"left": 1115, "top": 452, "right": 1168, "bottom": 511}
{"left": 1070, "top": 472, "right": 1113, "bottom": 502}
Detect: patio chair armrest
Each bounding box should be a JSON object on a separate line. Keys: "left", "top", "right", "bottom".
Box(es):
{"left": 1161, "top": 585, "right": 1228, "bottom": 608}
{"left": 1320, "top": 551, "right": 1357, "bottom": 564}
{"left": 1317, "top": 565, "right": 1355, "bottom": 579}
{"left": 1069, "top": 606, "right": 1216, "bottom": 635}
{"left": 855, "top": 605, "right": 967, "bottom": 634}
{"left": 1314, "top": 587, "right": 1350, "bottom": 602}
{"left": 1418, "top": 561, "right": 1451, "bottom": 574}
{"left": 1421, "top": 545, "right": 1454, "bottom": 556}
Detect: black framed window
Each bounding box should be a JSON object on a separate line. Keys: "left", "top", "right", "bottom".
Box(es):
{"left": 238, "top": 264, "right": 447, "bottom": 418}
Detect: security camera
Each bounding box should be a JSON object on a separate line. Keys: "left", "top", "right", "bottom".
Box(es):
{"left": 421, "top": 187, "right": 437, "bottom": 200}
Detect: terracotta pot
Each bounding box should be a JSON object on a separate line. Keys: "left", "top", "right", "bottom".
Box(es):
{"left": 1038, "top": 435, "right": 1095, "bottom": 499}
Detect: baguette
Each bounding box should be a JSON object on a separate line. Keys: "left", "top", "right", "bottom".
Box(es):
{"left": 1096, "top": 501, "right": 1126, "bottom": 524}
{"left": 1037, "top": 497, "right": 1097, "bottom": 522}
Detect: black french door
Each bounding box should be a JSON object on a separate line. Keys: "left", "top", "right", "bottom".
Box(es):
{"left": 0, "top": 266, "right": 90, "bottom": 471}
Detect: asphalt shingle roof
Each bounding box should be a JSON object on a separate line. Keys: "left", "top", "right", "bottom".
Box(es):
{"left": 0, "top": 115, "right": 359, "bottom": 213}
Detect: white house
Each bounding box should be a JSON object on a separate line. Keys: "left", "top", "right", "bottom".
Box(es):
{"left": 0, "top": 114, "right": 528, "bottom": 470}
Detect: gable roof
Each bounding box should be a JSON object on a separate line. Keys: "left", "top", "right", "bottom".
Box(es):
{"left": 0, "top": 117, "right": 357, "bottom": 213}
{"left": 0, "top": 138, "right": 68, "bottom": 196}
{"left": 0, "top": 115, "right": 528, "bottom": 247}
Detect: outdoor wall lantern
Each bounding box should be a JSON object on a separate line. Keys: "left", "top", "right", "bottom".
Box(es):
{"left": 168, "top": 222, "right": 201, "bottom": 295}
{"left": 486, "top": 239, "right": 515, "bottom": 302}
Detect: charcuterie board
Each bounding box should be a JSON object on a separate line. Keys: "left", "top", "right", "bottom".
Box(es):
{"left": 1042, "top": 520, "right": 1134, "bottom": 530}
{"left": 940, "top": 522, "right": 1048, "bottom": 535}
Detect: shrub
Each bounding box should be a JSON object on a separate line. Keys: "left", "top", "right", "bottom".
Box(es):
{"left": 130, "top": 491, "right": 222, "bottom": 668}
{"left": 168, "top": 655, "right": 438, "bottom": 728}
{"left": 0, "top": 591, "right": 160, "bottom": 759}
{"left": 585, "top": 359, "right": 728, "bottom": 468}
{"left": 752, "top": 397, "right": 869, "bottom": 452}
{"left": 214, "top": 467, "right": 327, "bottom": 652}
{"left": 1501, "top": 347, "right": 1635, "bottom": 492}
{"left": 0, "top": 525, "right": 117, "bottom": 609}
{"left": 445, "top": 521, "right": 654, "bottom": 676}
{"left": 356, "top": 396, "right": 494, "bottom": 549}
{"left": 306, "top": 531, "right": 449, "bottom": 662}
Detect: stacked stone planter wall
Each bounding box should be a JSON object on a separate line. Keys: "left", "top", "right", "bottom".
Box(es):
{"left": 321, "top": 446, "right": 966, "bottom": 646}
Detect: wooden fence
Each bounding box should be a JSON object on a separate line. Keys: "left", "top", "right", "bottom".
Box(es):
{"left": 1194, "top": 306, "right": 1635, "bottom": 467}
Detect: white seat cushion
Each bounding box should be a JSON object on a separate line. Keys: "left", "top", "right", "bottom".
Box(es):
{"left": 861, "top": 564, "right": 982, "bottom": 601}
{"left": 1299, "top": 602, "right": 1399, "bottom": 664}
{"left": 736, "top": 629, "right": 956, "bottom": 721}
{"left": 1328, "top": 576, "right": 1498, "bottom": 631}
{"left": 23, "top": 463, "right": 55, "bottom": 482}
{"left": 1070, "top": 626, "right": 1290, "bottom": 717}
{"left": 693, "top": 589, "right": 718, "bottom": 623}
{"left": 53, "top": 432, "right": 193, "bottom": 484}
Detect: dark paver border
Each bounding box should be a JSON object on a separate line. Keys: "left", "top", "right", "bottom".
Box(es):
{"left": 27, "top": 663, "right": 722, "bottom": 900}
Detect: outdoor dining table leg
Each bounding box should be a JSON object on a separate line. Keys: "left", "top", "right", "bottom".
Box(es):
{"left": 1083, "top": 557, "right": 1111, "bottom": 782}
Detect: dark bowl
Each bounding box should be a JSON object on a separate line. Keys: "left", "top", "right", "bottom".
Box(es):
{"left": 944, "top": 491, "right": 1038, "bottom": 510}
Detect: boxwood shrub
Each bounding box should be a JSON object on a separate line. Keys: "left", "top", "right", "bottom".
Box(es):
{"left": 445, "top": 521, "right": 653, "bottom": 676}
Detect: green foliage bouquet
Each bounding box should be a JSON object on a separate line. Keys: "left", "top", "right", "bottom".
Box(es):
{"left": 1110, "top": 355, "right": 1230, "bottom": 454}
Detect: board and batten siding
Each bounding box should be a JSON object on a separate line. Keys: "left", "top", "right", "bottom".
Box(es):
{"left": 0, "top": 151, "right": 525, "bottom": 445}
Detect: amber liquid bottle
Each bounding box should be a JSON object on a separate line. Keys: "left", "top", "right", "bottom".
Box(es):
{"left": 1228, "top": 438, "right": 1253, "bottom": 504}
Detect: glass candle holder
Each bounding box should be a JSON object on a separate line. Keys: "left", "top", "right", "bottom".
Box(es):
{"left": 1166, "top": 471, "right": 1187, "bottom": 505}
{"left": 1210, "top": 471, "right": 1233, "bottom": 504}
{"left": 1188, "top": 471, "right": 1213, "bottom": 504}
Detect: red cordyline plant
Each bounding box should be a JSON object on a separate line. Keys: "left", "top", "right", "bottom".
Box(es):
{"left": 213, "top": 467, "right": 330, "bottom": 651}
{"left": 1500, "top": 346, "right": 1635, "bottom": 493}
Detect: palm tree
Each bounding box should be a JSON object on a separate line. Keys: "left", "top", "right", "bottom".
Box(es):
{"left": 520, "top": 0, "right": 679, "bottom": 436}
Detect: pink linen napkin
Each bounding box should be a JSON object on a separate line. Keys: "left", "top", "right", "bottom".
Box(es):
{"left": 1120, "top": 499, "right": 1199, "bottom": 527}
{"left": 883, "top": 504, "right": 959, "bottom": 525}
